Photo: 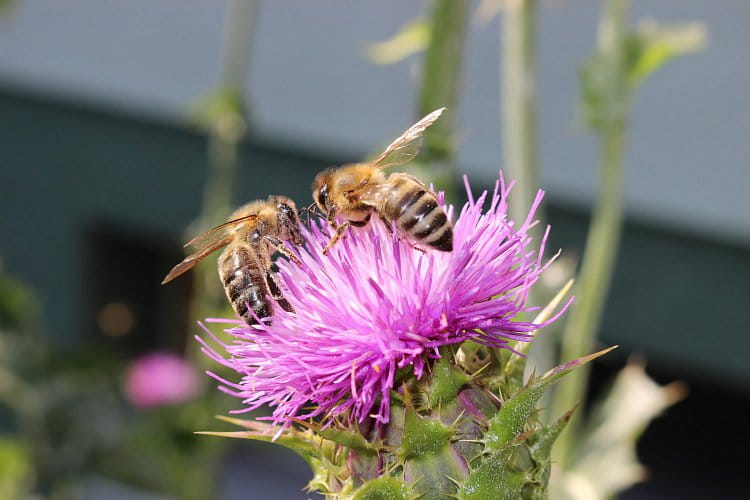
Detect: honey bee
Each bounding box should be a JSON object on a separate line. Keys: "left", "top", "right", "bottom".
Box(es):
{"left": 311, "top": 108, "right": 453, "bottom": 254}
{"left": 161, "top": 195, "right": 304, "bottom": 325}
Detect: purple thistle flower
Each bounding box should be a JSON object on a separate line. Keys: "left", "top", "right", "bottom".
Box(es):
{"left": 198, "top": 172, "right": 569, "bottom": 430}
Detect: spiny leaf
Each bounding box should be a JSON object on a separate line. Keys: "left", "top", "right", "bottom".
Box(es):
{"left": 457, "top": 446, "right": 527, "bottom": 500}
{"left": 403, "top": 444, "right": 470, "bottom": 499}
{"left": 196, "top": 429, "right": 319, "bottom": 460}
{"left": 352, "top": 476, "right": 414, "bottom": 500}
{"left": 214, "top": 415, "right": 272, "bottom": 431}
{"left": 197, "top": 416, "right": 321, "bottom": 464}
{"left": 399, "top": 407, "right": 453, "bottom": 460}
{"left": 523, "top": 405, "right": 579, "bottom": 497}
{"left": 529, "top": 404, "right": 578, "bottom": 463}
{"left": 426, "top": 351, "right": 469, "bottom": 408}
{"left": 485, "top": 346, "right": 617, "bottom": 450}
{"left": 318, "top": 427, "right": 381, "bottom": 454}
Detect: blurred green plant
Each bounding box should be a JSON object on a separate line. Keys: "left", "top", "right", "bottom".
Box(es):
{"left": 553, "top": 362, "right": 686, "bottom": 498}
{"left": 501, "top": 0, "right": 541, "bottom": 244}
{"left": 0, "top": 265, "right": 230, "bottom": 499}
{"left": 185, "top": 0, "right": 257, "bottom": 330}
{"left": 365, "top": 0, "right": 470, "bottom": 203}
{"left": 497, "top": 0, "right": 566, "bottom": 391}
{"left": 0, "top": 437, "right": 34, "bottom": 498}
{"left": 551, "top": 2, "right": 706, "bottom": 479}
{"left": 364, "top": 18, "right": 430, "bottom": 65}
{"left": 0, "top": 0, "right": 15, "bottom": 14}
{"left": 0, "top": 272, "right": 38, "bottom": 332}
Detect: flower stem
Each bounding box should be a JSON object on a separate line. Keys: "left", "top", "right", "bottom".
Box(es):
{"left": 415, "top": 0, "right": 470, "bottom": 202}
{"left": 500, "top": 0, "right": 555, "bottom": 378}
{"left": 501, "top": 0, "right": 540, "bottom": 237}
{"left": 187, "top": 0, "right": 257, "bottom": 331}
{"left": 551, "top": 0, "right": 631, "bottom": 466}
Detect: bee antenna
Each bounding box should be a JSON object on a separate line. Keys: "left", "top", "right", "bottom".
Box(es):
{"left": 299, "top": 203, "right": 319, "bottom": 217}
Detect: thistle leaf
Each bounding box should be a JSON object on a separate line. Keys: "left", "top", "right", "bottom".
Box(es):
{"left": 318, "top": 427, "right": 380, "bottom": 454}
{"left": 457, "top": 446, "right": 528, "bottom": 500}
{"left": 529, "top": 405, "right": 578, "bottom": 464}
{"left": 352, "top": 476, "right": 414, "bottom": 500}
{"left": 426, "top": 351, "right": 469, "bottom": 408}
{"left": 400, "top": 407, "right": 453, "bottom": 460}
{"left": 197, "top": 416, "right": 321, "bottom": 465}
{"left": 485, "top": 347, "right": 617, "bottom": 450}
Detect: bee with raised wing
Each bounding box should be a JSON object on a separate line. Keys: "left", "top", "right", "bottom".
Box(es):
{"left": 311, "top": 108, "right": 453, "bottom": 254}
{"left": 161, "top": 196, "right": 303, "bottom": 325}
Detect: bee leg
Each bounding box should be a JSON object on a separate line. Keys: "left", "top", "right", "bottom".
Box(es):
{"left": 264, "top": 236, "right": 303, "bottom": 266}
{"left": 323, "top": 222, "right": 351, "bottom": 256}
{"left": 378, "top": 215, "right": 394, "bottom": 234}
{"left": 266, "top": 271, "right": 294, "bottom": 313}
{"left": 349, "top": 213, "right": 371, "bottom": 228}
{"left": 403, "top": 239, "right": 427, "bottom": 254}
{"left": 375, "top": 214, "right": 423, "bottom": 253}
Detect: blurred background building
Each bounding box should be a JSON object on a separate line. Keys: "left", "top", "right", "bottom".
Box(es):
{"left": 0, "top": 1, "right": 748, "bottom": 498}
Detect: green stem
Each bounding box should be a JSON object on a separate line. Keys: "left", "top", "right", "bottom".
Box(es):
{"left": 500, "top": 0, "right": 556, "bottom": 380}
{"left": 551, "top": 0, "right": 630, "bottom": 466}
{"left": 220, "top": 0, "right": 258, "bottom": 91}
{"left": 502, "top": 0, "right": 540, "bottom": 237}
{"left": 415, "top": 0, "right": 470, "bottom": 202}
{"left": 187, "top": 0, "right": 257, "bottom": 339}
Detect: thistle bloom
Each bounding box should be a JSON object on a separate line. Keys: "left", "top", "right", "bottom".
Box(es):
{"left": 199, "top": 173, "right": 565, "bottom": 429}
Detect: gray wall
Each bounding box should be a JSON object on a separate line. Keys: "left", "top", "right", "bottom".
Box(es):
{"left": 1, "top": 1, "right": 748, "bottom": 244}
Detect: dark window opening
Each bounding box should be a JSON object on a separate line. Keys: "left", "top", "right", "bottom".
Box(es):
{"left": 84, "top": 223, "right": 192, "bottom": 356}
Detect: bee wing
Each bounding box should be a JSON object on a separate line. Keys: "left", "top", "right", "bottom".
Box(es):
{"left": 161, "top": 235, "right": 233, "bottom": 284}
{"left": 372, "top": 108, "right": 445, "bottom": 170}
{"left": 183, "top": 213, "right": 258, "bottom": 249}
{"left": 356, "top": 182, "right": 393, "bottom": 208}
{"left": 161, "top": 213, "right": 258, "bottom": 285}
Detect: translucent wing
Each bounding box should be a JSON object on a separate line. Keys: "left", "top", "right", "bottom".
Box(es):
{"left": 355, "top": 182, "right": 393, "bottom": 208}
{"left": 183, "top": 213, "right": 258, "bottom": 249}
{"left": 372, "top": 108, "right": 445, "bottom": 170}
{"left": 161, "top": 213, "right": 257, "bottom": 284}
{"left": 161, "top": 235, "right": 232, "bottom": 284}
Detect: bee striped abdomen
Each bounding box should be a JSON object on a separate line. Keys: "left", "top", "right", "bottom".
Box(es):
{"left": 220, "top": 246, "right": 272, "bottom": 324}
{"left": 385, "top": 176, "right": 453, "bottom": 252}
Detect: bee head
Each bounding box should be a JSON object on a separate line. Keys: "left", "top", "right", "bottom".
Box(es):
{"left": 312, "top": 169, "right": 333, "bottom": 214}
{"left": 272, "top": 195, "right": 304, "bottom": 246}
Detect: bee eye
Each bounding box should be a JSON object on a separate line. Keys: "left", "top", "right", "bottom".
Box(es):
{"left": 317, "top": 185, "right": 329, "bottom": 209}
{"left": 278, "top": 203, "right": 293, "bottom": 217}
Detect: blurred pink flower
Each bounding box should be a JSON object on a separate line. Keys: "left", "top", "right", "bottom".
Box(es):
{"left": 123, "top": 352, "right": 201, "bottom": 409}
